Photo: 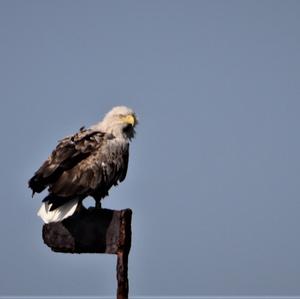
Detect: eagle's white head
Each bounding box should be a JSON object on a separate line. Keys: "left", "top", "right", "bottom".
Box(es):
{"left": 93, "top": 106, "right": 138, "bottom": 140}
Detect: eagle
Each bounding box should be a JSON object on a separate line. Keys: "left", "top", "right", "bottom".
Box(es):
{"left": 28, "top": 106, "right": 137, "bottom": 223}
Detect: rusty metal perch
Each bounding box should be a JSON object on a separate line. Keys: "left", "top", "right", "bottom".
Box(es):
{"left": 42, "top": 208, "right": 132, "bottom": 299}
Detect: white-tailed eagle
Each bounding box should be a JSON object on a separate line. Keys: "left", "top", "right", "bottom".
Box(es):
{"left": 28, "top": 106, "right": 137, "bottom": 223}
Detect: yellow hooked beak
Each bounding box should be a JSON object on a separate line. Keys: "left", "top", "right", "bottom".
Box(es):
{"left": 121, "top": 114, "right": 136, "bottom": 126}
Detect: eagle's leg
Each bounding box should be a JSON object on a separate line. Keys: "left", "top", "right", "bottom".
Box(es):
{"left": 75, "top": 200, "right": 84, "bottom": 212}
{"left": 93, "top": 193, "right": 103, "bottom": 209}
{"left": 95, "top": 199, "right": 102, "bottom": 209}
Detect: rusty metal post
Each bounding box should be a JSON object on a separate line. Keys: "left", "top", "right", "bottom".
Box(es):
{"left": 42, "top": 207, "right": 132, "bottom": 299}
{"left": 117, "top": 251, "right": 129, "bottom": 299}
{"left": 116, "top": 209, "right": 131, "bottom": 299}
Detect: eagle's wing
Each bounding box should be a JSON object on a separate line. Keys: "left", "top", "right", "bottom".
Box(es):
{"left": 28, "top": 129, "right": 105, "bottom": 194}
{"left": 48, "top": 140, "right": 129, "bottom": 198}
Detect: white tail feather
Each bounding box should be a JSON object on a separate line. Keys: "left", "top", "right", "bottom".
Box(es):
{"left": 37, "top": 198, "right": 79, "bottom": 223}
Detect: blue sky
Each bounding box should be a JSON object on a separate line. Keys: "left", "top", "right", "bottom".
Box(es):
{"left": 0, "top": 0, "right": 300, "bottom": 296}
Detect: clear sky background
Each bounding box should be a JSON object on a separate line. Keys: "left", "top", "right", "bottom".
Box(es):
{"left": 0, "top": 0, "right": 300, "bottom": 296}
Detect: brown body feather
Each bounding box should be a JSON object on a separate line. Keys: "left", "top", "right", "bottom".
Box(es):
{"left": 28, "top": 129, "right": 129, "bottom": 210}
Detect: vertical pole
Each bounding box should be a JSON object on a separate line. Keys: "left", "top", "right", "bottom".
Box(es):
{"left": 116, "top": 209, "right": 131, "bottom": 299}
{"left": 116, "top": 251, "right": 129, "bottom": 299}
